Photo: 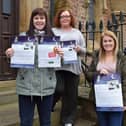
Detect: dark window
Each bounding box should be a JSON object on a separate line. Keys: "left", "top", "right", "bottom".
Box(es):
{"left": 2, "top": 0, "right": 11, "bottom": 15}
{"left": 88, "top": 0, "right": 94, "bottom": 40}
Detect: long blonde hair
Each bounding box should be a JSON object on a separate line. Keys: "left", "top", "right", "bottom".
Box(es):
{"left": 99, "top": 30, "right": 119, "bottom": 61}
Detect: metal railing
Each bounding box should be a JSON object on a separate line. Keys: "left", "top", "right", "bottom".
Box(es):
{"left": 79, "top": 11, "right": 126, "bottom": 87}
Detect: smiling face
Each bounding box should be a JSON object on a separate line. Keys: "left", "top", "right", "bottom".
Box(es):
{"left": 59, "top": 11, "right": 71, "bottom": 28}
{"left": 33, "top": 14, "right": 46, "bottom": 30}
{"left": 102, "top": 35, "right": 115, "bottom": 53}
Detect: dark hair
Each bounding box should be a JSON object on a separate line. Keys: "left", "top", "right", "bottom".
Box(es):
{"left": 26, "top": 8, "right": 53, "bottom": 36}
{"left": 54, "top": 9, "right": 75, "bottom": 28}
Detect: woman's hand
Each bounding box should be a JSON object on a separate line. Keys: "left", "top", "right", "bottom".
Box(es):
{"left": 73, "top": 45, "right": 81, "bottom": 53}
{"left": 53, "top": 46, "right": 64, "bottom": 57}
{"left": 124, "top": 106, "right": 126, "bottom": 111}
{"left": 99, "top": 68, "right": 109, "bottom": 75}
{"left": 5, "top": 48, "right": 14, "bottom": 58}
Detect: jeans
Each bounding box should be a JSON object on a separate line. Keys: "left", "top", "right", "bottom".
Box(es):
{"left": 97, "top": 111, "right": 123, "bottom": 126}
{"left": 18, "top": 95, "right": 53, "bottom": 126}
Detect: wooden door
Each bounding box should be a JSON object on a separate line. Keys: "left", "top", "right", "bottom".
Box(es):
{"left": 0, "top": 0, "right": 19, "bottom": 80}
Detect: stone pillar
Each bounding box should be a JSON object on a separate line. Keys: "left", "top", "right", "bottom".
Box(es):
{"left": 19, "top": 0, "right": 43, "bottom": 32}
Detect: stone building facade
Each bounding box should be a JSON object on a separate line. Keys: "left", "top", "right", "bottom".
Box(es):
{"left": 68, "top": 0, "right": 87, "bottom": 30}
{"left": 1, "top": 0, "right": 126, "bottom": 80}
{"left": 43, "top": 0, "right": 87, "bottom": 30}
{"left": 94, "top": 0, "right": 126, "bottom": 48}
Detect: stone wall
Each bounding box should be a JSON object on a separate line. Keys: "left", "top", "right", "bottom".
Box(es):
{"left": 107, "top": 0, "right": 126, "bottom": 48}
{"left": 19, "top": 0, "right": 43, "bottom": 32}
{"left": 94, "top": 0, "right": 126, "bottom": 49}
{"left": 43, "top": 0, "right": 50, "bottom": 14}
{"left": 43, "top": 0, "right": 126, "bottom": 48}
{"left": 69, "top": 0, "right": 87, "bottom": 31}
{"left": 43, "top": 0, "right": 87, "bottom": 30}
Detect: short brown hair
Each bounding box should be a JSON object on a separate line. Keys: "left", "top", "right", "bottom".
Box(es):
{"left": 54, "top": 9, "right": 75, "bottom": 28}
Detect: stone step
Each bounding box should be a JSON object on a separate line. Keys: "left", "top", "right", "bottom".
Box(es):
{"left": 0, "top": 90, "right": 17, "bottom": 105}
{"left": 0, "top": 102, "right": 59, "bottom": 126}
{"left": 0, "top": 80, "right": 17, "bottom": 105}
{"left": 0, "top": 102, "right": 39, "bottom": 126}
{"left": 0, "top": 81, "right": 96, "bottom": 126}
{"left": 0, "top": 99, "right": 96, "bottom": 126}
{"left": 0, "top": 80, "right": 16, "bottom": 91}
{"left": 0, "top": 102, "right": 19, "bottom": 126}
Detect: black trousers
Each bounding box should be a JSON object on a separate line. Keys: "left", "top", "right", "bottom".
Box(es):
{"left": 52, "top": 71, "right": 65, "bottom": 111}
{"left": 55, "top": 70, "right": 80, "bottom": 124}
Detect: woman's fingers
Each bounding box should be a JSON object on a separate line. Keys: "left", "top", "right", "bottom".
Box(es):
{"left": 53, "top": 47, "right": 64, "bottom": 56}
{"left": 5, "top": 48, "right": 14, "bottom": 57}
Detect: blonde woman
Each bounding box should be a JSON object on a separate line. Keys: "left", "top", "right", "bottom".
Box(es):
{"left": 84, "top": 30, "right": 126, "bottom": 126}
